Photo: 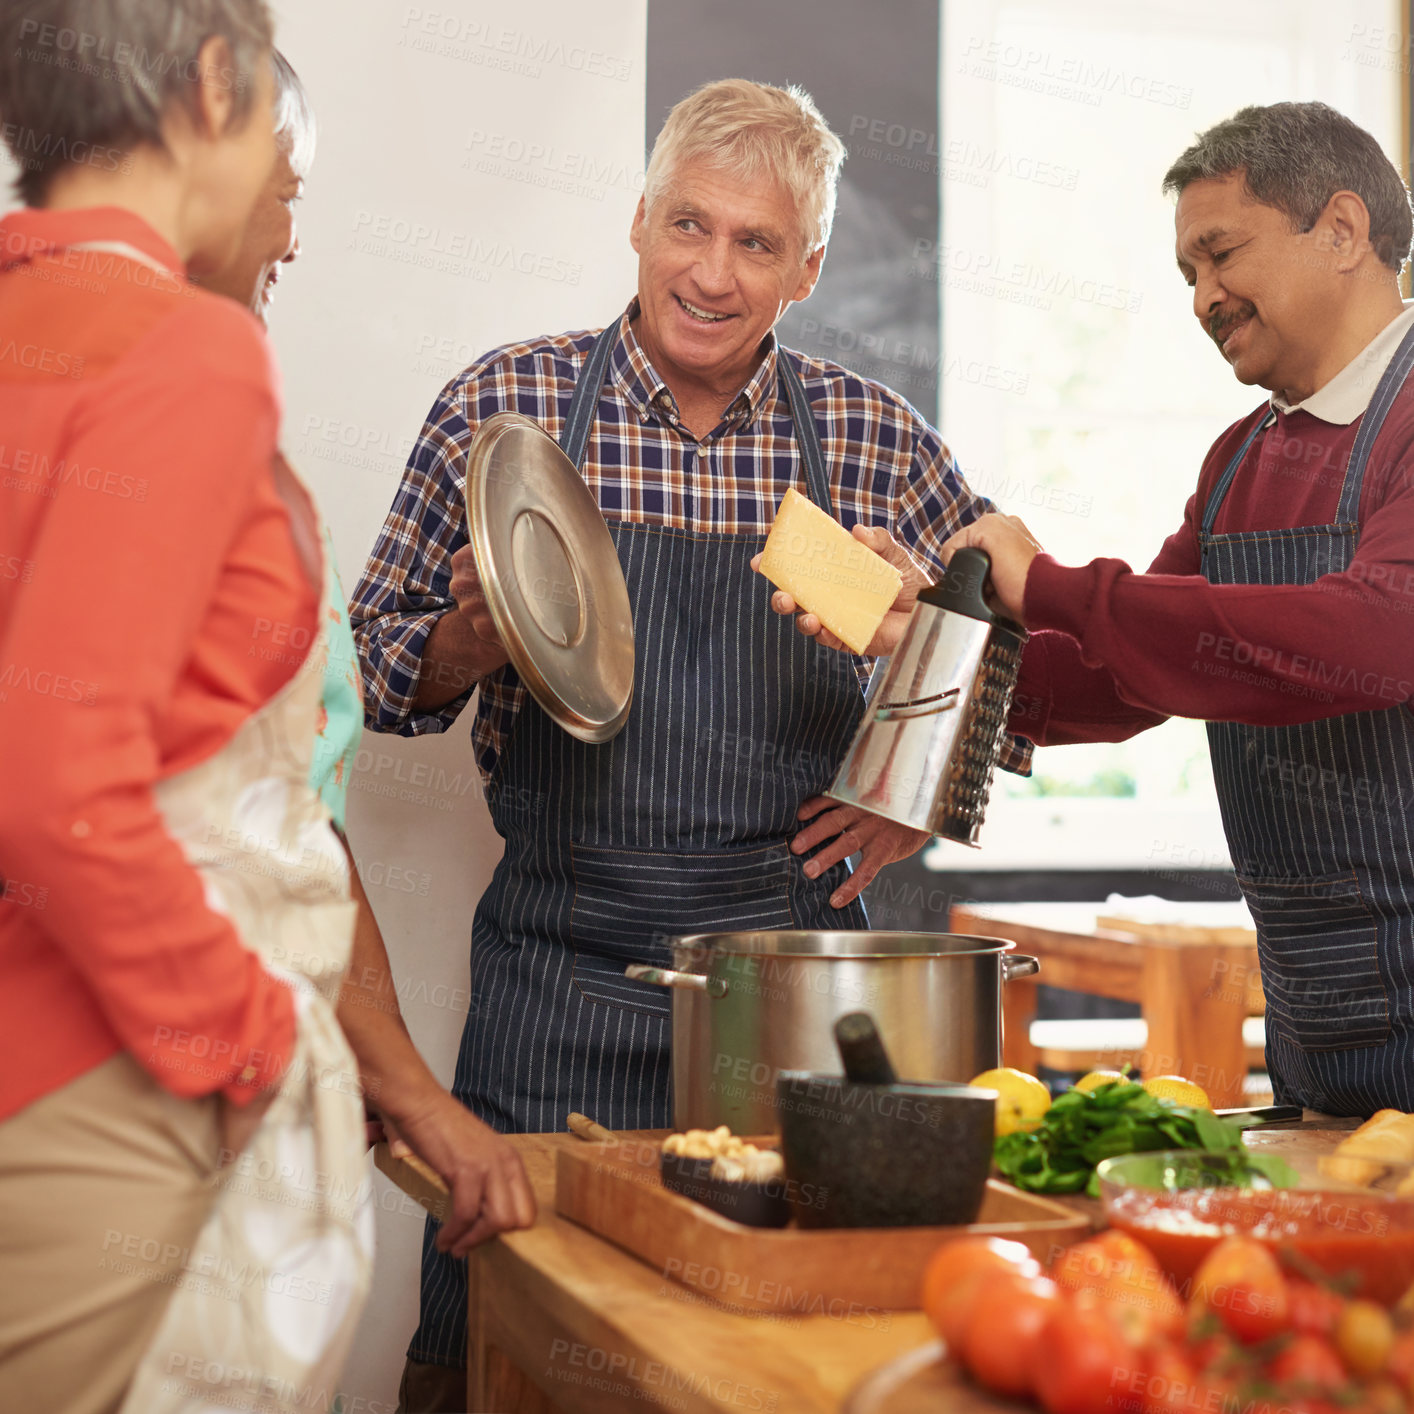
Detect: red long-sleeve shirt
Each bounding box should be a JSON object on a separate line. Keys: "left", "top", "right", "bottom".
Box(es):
{"left": 1013, "top": 393, "right": 1414, "bottom": 745}
{"left": 0, "top": 207, "right": 312, "bottom": 1120}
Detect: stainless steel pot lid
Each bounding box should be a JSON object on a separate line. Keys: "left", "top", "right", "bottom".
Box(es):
{"left": 465, "top": 412, "right": 634, "bottom": 743}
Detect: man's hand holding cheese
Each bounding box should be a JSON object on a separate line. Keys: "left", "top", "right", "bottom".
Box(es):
{"left": 757, "top": 505, "right": 1044, "bottom": 645}
{"left": 750, "top": 497, "right": 931, "bottom": 656}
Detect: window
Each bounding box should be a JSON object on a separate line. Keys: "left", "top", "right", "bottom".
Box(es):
{"left": 934, "top": 0, "right": 1403, "bottom": 870}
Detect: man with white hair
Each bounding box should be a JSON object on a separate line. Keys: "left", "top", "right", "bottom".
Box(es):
{"left": 351, "top": 78, "right": 1024, "bottom": 1407}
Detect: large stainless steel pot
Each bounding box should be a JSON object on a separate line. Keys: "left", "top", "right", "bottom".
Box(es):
{"left": 626, "top": 930, "right": 1039, "bottom": 1131}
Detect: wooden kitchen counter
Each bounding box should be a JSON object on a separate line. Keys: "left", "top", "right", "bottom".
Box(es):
{"left": 467, "top": 1119, "right": 1360, "bottom": 1413}
{"left": 468, "top": 1131, "right": 935, "bottom": 1413}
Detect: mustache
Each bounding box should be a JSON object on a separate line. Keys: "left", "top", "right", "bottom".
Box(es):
{"left": 1207, "top": 303, "right": 1256, "bottom": 344}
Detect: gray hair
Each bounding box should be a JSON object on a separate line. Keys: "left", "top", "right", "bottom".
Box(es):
{"left": 1162, "top": 101, "right": 1413, "bottom": 274}
{"left": 271, "top": 47, "right": 314, "bottom": 179}
{"left": 0, "top": 0, "right": 274, "bottom": 206}
{"left": 646, "top": 78, "right": 845, "bottom": 258}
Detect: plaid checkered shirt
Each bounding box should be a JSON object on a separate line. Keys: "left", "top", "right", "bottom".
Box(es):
{"left": 349, "top": 302, "right": 1033, "bottom": 781}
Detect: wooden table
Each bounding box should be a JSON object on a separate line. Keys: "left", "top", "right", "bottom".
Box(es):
{"left": 467, "top": 1133, "right": 937, "bottom": 1413}
{"left": 467, "top": 1120, "right": 1356, "bottom": 1413}
{"left": 949, "top": 902, "right": 1264, "bottom": 1109}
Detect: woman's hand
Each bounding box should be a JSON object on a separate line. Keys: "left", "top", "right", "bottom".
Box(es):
{"left": 751, "top": 525, "right": 931, "bottom": 657}
{"left": 218, "top": 1089, "right": 279, "bottom": 1166}
{"left": 382, "top": 1091, "right": 537, "bottom": 1257}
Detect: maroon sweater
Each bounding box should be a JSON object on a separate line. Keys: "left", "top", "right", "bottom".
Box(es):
{"left": 1011, "top": 396, "right": 1414, "bottom": 744}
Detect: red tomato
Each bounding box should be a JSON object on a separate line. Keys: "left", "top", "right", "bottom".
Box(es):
{"left": 1267, "top": 1334, "right": 1349, "bottom": 1391}
{"left": 1064, "top": 1232, "right": 1168, "bottom": 1289}
{"left": 962, "top": 1270, "right": 1065, "bottom": 1398}
{"left": 1055, "top": 1237, "right": 1185, "bottom": 1346}
{"left": 1071, "top": 1284, "right": 1181, "bottom": 1351}
{"left": 1190, "top": 1237, "right": 1289, "bottom": 1344}
{"left": 1186, "top": 1328, "right": 1243, "bottom": 1374}
{"left": 1386, "top": 1328, "right": 1414, "bottom": 1388}
{"left": 1052, "top": 1239, "right": 1110, "bottom": 1293}
{"left": 1191, "top": 1374, "right": 1244, "bottom": 1414}
{"left": 1141, "top": 1342, "right": 1202, "bottom": 1414}
{"left": 921, "top": 1236, "right": 1040, "bottom": 1349}
{"left": 1359, "top": 1380, "right": 1410, "bottom": 1414}
{"left": 1033, "top": 1302, "right": 1140, "bottom": 1414}
{"left": 1285, "top": 1279, "right": 1346, "bottom": 1338}
{"left": 1280, "top": 1400, "right": 1343, "bottom": 1414}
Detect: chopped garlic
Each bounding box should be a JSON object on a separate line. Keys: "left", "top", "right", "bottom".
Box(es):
{"left": 663, "top": 1127, "right": 784, "bottom": 1182}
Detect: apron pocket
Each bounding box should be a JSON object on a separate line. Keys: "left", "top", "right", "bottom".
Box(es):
{"left": 1238, "top": 870, "right": 1389, "bottom": 1051}
{"left": 570, "top": 841, "right": 795, "bottom": 1015}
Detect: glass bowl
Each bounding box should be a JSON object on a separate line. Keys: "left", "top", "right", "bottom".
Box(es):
{"left": 1095, "top": 1149, "right": 1414, "bottom": 1303}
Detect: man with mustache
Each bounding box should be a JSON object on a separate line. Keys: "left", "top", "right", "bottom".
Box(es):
{"left": 935, "top": 101, "right": 1414, "bottom": 1117}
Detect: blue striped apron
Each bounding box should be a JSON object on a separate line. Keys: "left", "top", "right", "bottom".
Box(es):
{"left": 410, "top": 324, "right": 870, "bottom": 1366}
{"left": 1199, "top": 325, "right": 1414, "bottom": 1117}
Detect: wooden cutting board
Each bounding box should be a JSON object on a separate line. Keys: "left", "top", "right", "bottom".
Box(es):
{"left": 554, "top": 1136, "right": 1089, "bottom": 1315}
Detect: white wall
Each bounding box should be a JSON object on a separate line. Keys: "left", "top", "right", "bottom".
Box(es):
{"left": 265, "top": 4, "right": 646, "bottom": 1406}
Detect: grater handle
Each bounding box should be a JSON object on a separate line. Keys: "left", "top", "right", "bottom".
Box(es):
{"left": 920, "top": 548, "right": 1023, "bottom": 633}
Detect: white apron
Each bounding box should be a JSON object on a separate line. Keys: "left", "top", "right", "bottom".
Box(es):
{"left": 117, "top": 483, "right": 372, "bottom": 1414}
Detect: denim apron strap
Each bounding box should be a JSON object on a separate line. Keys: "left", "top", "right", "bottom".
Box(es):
{"left": 1200, "top": 406, "right": 1275, "bottom": 538}
{"left": 1339, "top": 319, "right": 1414, "bottom": 522}
{"left": 559, "top": 322, "right": 620, "bottom": 469}
{"left": 560, "top": 325, "right": 836, "bottom": 510}
{"left": 776, "top": 347, "right": 837, "bottom": 509}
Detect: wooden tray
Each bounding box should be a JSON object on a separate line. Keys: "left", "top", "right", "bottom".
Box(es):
{"left": 843, "top": 1341, "right": 1026, "bottom": 1414}
{"left": 554, "top": 1137, "right": 1088, "bottom": 1314}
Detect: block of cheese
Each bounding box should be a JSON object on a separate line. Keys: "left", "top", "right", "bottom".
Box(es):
{"left": 758, "top": 488, "right": 903, "bottom": 654}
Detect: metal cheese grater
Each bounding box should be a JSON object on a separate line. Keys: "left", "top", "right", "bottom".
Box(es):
{"left": 826, "top": 547, "right": 1027, "bottom": 847}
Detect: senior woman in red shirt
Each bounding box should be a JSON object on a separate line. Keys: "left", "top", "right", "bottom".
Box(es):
{"left": 0, "top": 4, "right": 363, "bottom": 1411}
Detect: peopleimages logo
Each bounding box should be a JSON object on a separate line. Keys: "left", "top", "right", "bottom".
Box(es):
{"left": 348, "top": 211, "right": 583, "bottom": 285}
{"left": 398, "top": 9, "right": 632, "bottom": 81}
{"left": 1193, "top": 630, "right": 1411, "bottom": 704}
{"left": 846, "top": 116, "right": 1081, "bottom": 190}
{"left": 955, "top": 35, "right": 1192, "bottom": 109}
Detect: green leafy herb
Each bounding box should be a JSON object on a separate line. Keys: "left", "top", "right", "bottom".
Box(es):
{"left": 992, "top": 1081, "right": 1293, "bottom": 1198}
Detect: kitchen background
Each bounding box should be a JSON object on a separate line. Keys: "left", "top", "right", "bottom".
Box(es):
{"left": 2, "top": 1, "right": 1405, "bottom": 1406}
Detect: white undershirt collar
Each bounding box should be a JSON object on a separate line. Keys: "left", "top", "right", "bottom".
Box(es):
{"left": 1271, "top": 300, "right": 1414, "bottom": 425}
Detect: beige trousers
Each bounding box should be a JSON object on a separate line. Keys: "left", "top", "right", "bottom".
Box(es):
{"left": 0, "top": 1053, "right": 221, "bottom": 1414}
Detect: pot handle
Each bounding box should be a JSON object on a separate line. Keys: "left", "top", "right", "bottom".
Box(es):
{"left": 625, "top": 964, "right": 728, "bottom": 999}
{"left": 1003, "top": 954, "right": 1040, "bottom": 982}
